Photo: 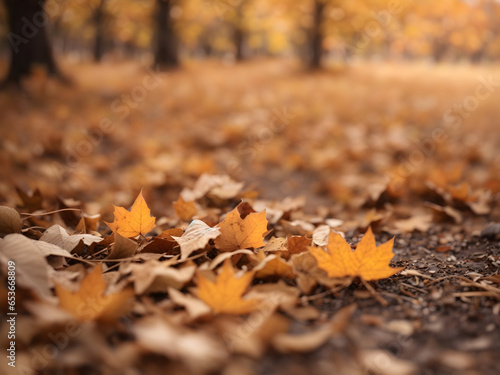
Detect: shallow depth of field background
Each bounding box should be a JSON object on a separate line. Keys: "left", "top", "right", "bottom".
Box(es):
{"left": 1, "top": 0, "right": 499, "bottom": 220}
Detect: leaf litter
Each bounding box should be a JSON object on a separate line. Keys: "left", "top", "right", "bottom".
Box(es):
{"left": 0, "top": 61, "right": 500, "bottom": 374}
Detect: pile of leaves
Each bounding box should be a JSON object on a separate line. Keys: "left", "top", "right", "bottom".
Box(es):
{"left": 1, "top": 61, "right": 500, "bottom": 374}
{"left": 2, "top": 173, "right": 500, "bottom": 374}
{"left": 0, "top": 173, "right": 411, "bottom": 374}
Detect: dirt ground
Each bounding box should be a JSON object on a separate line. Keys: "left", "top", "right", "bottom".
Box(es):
{"left": 0, "top": 59, "right": 499, "bottom": 374}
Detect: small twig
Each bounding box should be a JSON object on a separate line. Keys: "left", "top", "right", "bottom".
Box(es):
{"left": 305, "top": 279, "right": 353, "bottom": 301}
{"left": 402, "top": 283, "right": 428, "bottom": 293}
{"left": 87, "top": 247, "right": 109, "bottom": 258}
{"left": 361, "top": 278, "right": 389, "bottom": 306}
{"left": 426, "top": 275, "right": 500, "bottom": 299}
{"left": 453, "top": 291, "right": 500, "bottom": 301}
{"left": 104, "top": 262, "right": 121, "bottom": 273}
{"left": 21, "top": 208, "right": 83, "bottom": 220}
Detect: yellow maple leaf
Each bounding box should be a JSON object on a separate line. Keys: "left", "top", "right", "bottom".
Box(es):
{"left": 215, "top": 205, "right": 268, "bottom": 252}
{"left": 105, "top": 190, "right": 156, "bottom": 237}
{"left": 54, "top": 265, "right": 134, "bottom": 322}
{"left": 197, "top": 260, "right": 259, "bottom": 314}
{"left": 309, "top": 227, "right": 403, "bottom": 281}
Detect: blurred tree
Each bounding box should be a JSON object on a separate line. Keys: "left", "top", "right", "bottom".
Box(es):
{"left": 1, "top": 0, "right": 63, "bottom": 85}
{"left": 93, "top": 0, "right": 108, "bottom": 62}
{"left": 155, "top": 0, "right": 179, "bottom": 68}
{"left": 309, "top": 0, "right": 326, "bottom": 69}
{"left": 233, "top": 0, "right": 247, "bottom": 60}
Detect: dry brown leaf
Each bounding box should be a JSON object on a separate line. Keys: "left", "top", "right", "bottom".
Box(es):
{"left": 245, "top": 280, "right": 300, "bottom": 311}
{"left": 287, "top": 236, "right": 311, "bottom": 257}
{"left": 107, "top": 233, "right": 138, "bottom": 259}
{"left": 40, "top": 224, "right": 102, "bottom": 252}
{"left": 168, "top": 287, "right": 211, "bottom": 320}
{"left": 181, "top": 173, "right": 244, "bottom": 201}
{"left": 219, "top": 312, "right": 290, "bottom": 357}
{"left": 252, "top": 253, "right": 296, "bottom": 280}
{"left": 426, "top": 202, "right": 463, "bottom": 224}
{"left": 262, "top": 236, "right": 288, "bottom": 253}
{"left": 172, "top": 219, "right": 220, "bottom": 260}
{"left": 125, "top": 260, "right": 196, "bottom": 294}
{"left": 272, "top": 304, "right": 355, "bottom": 353}
{"left": 133, "top": 315, "right": 228, "bottom": 372}
{"left": 393, "top": 214, "right": 433, "bottom": 233}
{"left": 0, "top": 234, "right": 53, "bottom": 299}
{"left": 198, "top": 249, "right": 255, "bottom": 271}
{"left": 140, "top": 228, "right": 184, "bottom": 254}
{"left": 15, "top": 187, "right": 43, "bottom": 211}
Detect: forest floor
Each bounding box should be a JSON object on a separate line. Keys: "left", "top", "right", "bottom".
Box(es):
{"left": 0, "top": 58, "right": 499, "bottom": 375}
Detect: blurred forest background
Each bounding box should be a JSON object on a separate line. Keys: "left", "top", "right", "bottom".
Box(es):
{"left": 2, "top": 0, "right": 500, "bottom": 71}
{"left": 1, "top": 0, "right": 500, "bottom": 224}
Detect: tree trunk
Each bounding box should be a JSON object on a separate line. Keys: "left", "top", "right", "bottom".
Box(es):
{"left": 93, "top": 0, "right": 107, "bottom": 62}
{"left": 1, "top": 0, "right": 62, "bottom": 86}
{"left": 234, "top": 27, "right": 244, "bottom": 61}
{"left": 309, "top": 0, "right": 325, "bottom": 70}
{"left": 234, "top": 1, "right": 245, "bottom": 61}
{"left": 154, "top": 0, "right": 179, "bottom": 69}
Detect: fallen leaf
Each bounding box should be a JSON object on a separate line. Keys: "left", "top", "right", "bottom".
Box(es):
{"left": 181, "top": 174, "right": 244, "bottom": 201}
{"left": 15, "top": 187, "right": 43, "bottom": 211}
{"left": 140, "top": 228, "right": 185, "bottom": 254}
{"left": 245, "top": 280, "right": 300, "bottom": 311}
{"left": 0, "top": 234, "right": 53, "bottom": 299}
{"left": 262, "top": 236, "right": 288, "bottom": 253}
{"left": 124, "top": 260, "right": 196, "bottom": 294}
{"left": 219, "top": 311, "right": 289, "bottom": 357}
{"left": 172, "top": 219, "right": 221, "bottom": 260}
{"left": 76, "top": 213, "right": 101, "bottom": 234}
{"left": 272, "top": 304, "right": 356, "bottom": 353}
{"left": 54, "top": 265, "right": 134, "bottom": 322}
{"left": 197, "top": 259, "right": 259, "bottom": 314}
{"left": 107, "top": 233, "right": 138, "bottom": 259}
{"left": 312, "top": 225, "right": 331, "bottom": 246}
{"left": 168, "top": 287, "right": 211, "bottom": 320}
{"left": 287, "top": 236, "right": 311, "bottom": 257}
{"left": 173, "top": 195, "right": 198, "bottom": 221}
{"left": 360, "top": 349, "right": 417, "bottom": 375}
{"left": 198, "top": 249, "right": 254, "bottom": 271}
{"left": 215, "top": 204, "right": 268, "bottom": 252}
{"left": 426, "top": 202, "right": 462, "bottom": 224}
{"left": 467, "top": 189, "right": 492, "bottom": 215}
{"left": 309, "top": 227, "right": 403, "bottom": 281}
{"left": 33, "top": 240, "right": 73, "bottom": 258}
{"left": 133, "top": 316, "right": 228, "bottom": 372}
{"left": 252, "top": 253, "right": 296, "bottom": 280}
{"left": 393, "top": 214, "right": 433, "bottom": 233}
{"left": 0, "top": 206, "right": 22, "bottom": 236}
{"left": 40, "top": 224, "right": 102, "bottom": 252}
{"left": 105, "top": 190, "right": 156, "bottom": 237}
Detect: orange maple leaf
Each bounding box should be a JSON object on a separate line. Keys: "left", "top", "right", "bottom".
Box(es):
{"left": 215, "top": 205, "right": 268, "bottom": 252}
{"left": 54, "top": 265, "right": 134, "bottom": 322}
{"left": 197, "top": 260, "right": 259, "bottom": 314}
{"left": 105, "top": 190, "right": 156, "bottom": 237}
{"left": 173, "top": 195, "right": 198, "bottom": 221}
{"left": 309, "top": 227, "right": 403, "bottom": 281}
